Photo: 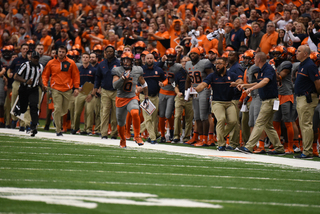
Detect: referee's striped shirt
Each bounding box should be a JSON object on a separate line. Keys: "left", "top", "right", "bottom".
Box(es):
{"left": 17, "top": 61, "right": 44, "bottom": 88}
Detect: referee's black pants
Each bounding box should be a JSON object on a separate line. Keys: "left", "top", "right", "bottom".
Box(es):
{"left": 19, "top": 85, "right": 39, "bottom": 129}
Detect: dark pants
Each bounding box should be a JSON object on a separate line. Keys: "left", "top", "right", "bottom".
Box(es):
{"left": 19, "top": 86, "right": 39, "bottom": 129}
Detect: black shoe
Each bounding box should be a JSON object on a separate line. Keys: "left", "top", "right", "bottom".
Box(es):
{"left": 151, "top": 140, "right": 158, "bottom": 144}
{"left": 56, "top": 132, "right": 63, "bottom": 136}
{"left": 218, "top": 146, "right": 226, "bottom": 151}
{"left": 11, "top": 120, "right": 18, "bottom": 129}
{"left": 235, "top": 147, "right": 252, "bottom": 154}
{"left": 80, "top": 131, "right": 87, "bottom": 135}
{"left": 226, "top": 146, "right": 234, "bottom": 150}
{"left": 147, "top": 138, "right": 151, "bottom": 143}
{"left": 160, "top": 137, "right": 166, "bottom": 143}
{"left": 44, "top": 125, "right": 50, "bottom": 131}
{"left": 0, "top": 122, "right": 5, "bottom": 128}
{"left": 95, "top": 132, "right": 101, "bottom": 136}
{"left": 71, "top": 129, "right": 79, "bottom": 135}
{"left": 111, "top": 136, "right": 117, "bottom": 139}
{"left": 5, "top": 125, "right": 11, "bottom": 129}
{"left": 26, "top": 126, "right": 31, "bottom": 134}
{"left": 19, "top": 126, "right": 25, "bottom": 132}
{"left": 169, "top": 130, "right": 174, "bottom": 140}
{"left": 267, "top": 150, "right": 285, "bottom": 156}
{"left": 102, "top": 136, "right": 108, "bottom": 139}
{"left": 293, "top": 154, "right": 313, "bottom": 159}
{"left": 30, "top": 129, "right": 38, "bottom": 137}
{"left": 172, "top": 138, "right": 180, "bottom": 143}
{"left": 88, "top": 132, "right": 93, "bottom": 136}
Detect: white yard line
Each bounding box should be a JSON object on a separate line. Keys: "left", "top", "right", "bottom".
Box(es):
{"left": 1, "top": 129, "right": 320, "bottom": 170}
{"left": 1, "top": 167, "right": 319, "bottom": 183}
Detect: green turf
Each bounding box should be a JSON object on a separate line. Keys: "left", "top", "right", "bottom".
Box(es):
{"left": 1, "top": 134, "right": 319, "bottom": 214}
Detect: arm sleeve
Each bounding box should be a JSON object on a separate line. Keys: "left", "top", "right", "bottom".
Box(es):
{"left": 307, "top": 64, "right": 320, "bottom": 82}
{"left": 42, "top": 61, "right": 50, "bottom": 87}
{"left": 287, "top": 31, "right": 301, "bottom": 42}
{"left": 113, "top": 77, "right": 125, "bottom": 89}
{"left": 203, "top": 73, "right": 213, "bottom": 85}
{"left": 94, "top": 65, "right": 102, "bottom": 89}
{"left": 17, "top": 62, "right": 27, "bottom": 76}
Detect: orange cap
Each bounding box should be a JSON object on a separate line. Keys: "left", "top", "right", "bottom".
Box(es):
{"left": 190, "top": 47, "right": 200, "bottom": 55}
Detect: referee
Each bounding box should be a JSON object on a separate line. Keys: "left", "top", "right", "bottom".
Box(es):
{"left": 14, "top": 51, "right": 45, "bottom": 137}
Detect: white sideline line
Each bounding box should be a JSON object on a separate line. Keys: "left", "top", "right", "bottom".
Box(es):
{"left": 0, "top": 152, "right": 95, "bottom": 157}
{"left": 198, "top": 200, "right": 320, "bottom": 208}
{"left": 1, "top": 129, "right": 320, "bottom": 170}
{"left": 1, "top": 167, "right": 319, "bottom": 183}
{"left": 0, "top": 179, "right": 318, "bottom": 194}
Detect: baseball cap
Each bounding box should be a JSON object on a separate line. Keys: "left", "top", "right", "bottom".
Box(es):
{"left": 277, "top": 2, "right": 283, "bottom": 6}
{"left": 312, "top": 8, "right": 320, "bottom": 13}
{"left": 262, "top": 9, "right": 269, "bottom": 14}
{"left": 132, "top": 19, "right": 138, "bottom": 23}
{"left": 31, "top": 51, "right": 40, "bottom": 58}
{"left": 61, "top": 29, "right": 67, "bottom": 32}
{"left": 225, "top": 23, "right": 234, "bottom": 28}
{"left": 258, "top": 18, "right": 265, "bottom": 22}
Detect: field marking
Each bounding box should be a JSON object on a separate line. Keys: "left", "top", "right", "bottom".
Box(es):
{"left": 198, "top": 199, "right": 320, "bottom": 208}
{"left": 1, "top": 162, "right": 319, "bottom": 183}
{"left": 0, "top": 179, "right": 318, "bottom": 194}
{"left": 0, "top": 152, "right": 95, "bottom": 157}
{"left": 0, "top": 187, "right": 222, "bottom": 209}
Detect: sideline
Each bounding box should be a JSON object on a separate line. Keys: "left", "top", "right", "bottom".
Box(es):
{"left": 1, "top": 129, "right": 319, "bottom": 170}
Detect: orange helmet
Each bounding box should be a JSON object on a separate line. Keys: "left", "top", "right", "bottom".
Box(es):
{"left": 165, "top": 48, "right": 177, "bottom": 56}
{"left": 117, "top": 45, "right": 124, "bottom": 51}
{"left": 8, "top": 45, "right": 14, "bottom": 51}
{"left": 26, "top": 40, "right": 35, "bottom": 45}
{"left": 73, "top": 50, "right": 80, "bottom": 56}
{"left": 151, "top": 48, "right": 160, "bottom": 59}
{"left": 72, "top": 44, "right": 81, "bottom": 50}
{"left": 93, "top": 44, "right": 103, "bottom": 51}
{"left": 141, "top": 50, "right": 149, "bottom": 56}
{"left": 134, "top": 41, "right": 146, "bottom": 49}
{"left": 272, "top": 45, "right": 287, "bottom": 62}
{"left": 243, "top": 49, "right": 256, "bottom": 66}
{"left": 197, "top": 46, "right": 206, "bottom": 58}
{"left": 310, "top": 52, "right": 320, "bottom": 67}
{"left": 67, "top": 51, "right": 74, "bottom": 56}
{"left": 268, "top": 46, "right": 276, "bottom": 59}
{"left": 121, "top": 52, "right": 134, "bottom": 69}
{"left": 286, "top": 47, "right": 296, "bottom": 62}
{"left": 2, "top": 46, "right": 11, "bottom": 51}
{"left": 239, "top": 54, "right": 244, "bottom": 64}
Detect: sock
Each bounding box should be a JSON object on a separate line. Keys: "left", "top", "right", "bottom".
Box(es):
{"left": 273, "top": 121, "right": 281, "bottom": 139}
{"left": 293, "top": 139, "right": 300, "bottom": 148}
{"left": 192, "top": 132, "right": 198, "bottom": 141}
{"left": 208, "top": 133, "right": 213, "bottom": 141}
{"left": 199, "top": 135, "right": 203, "bottom": 142}
{"left": 258, "top": 140, "right": 264, "bottom": 148}
{"left": 0, "top": 118, "right": 4, "bottom": 123}
{"left": 203, "top": 135, "right": 208, "bottom": 144}
{"left": 130, "top": 109, "right": 140, "bottom": 139}
{"left": 284, "top": 122, "right": 294, "bottom": 151}
{"left": 159, "top": 117, "right": 166, "bottom": 137}
{"left": 313, "top": 143, "right": 319, "bottom": 155}
{"left": 126, "top": 112, "right": 132, "bottom": 137}
{"left": 168, "top": 115, "right": 174, "bottom": 131}
{"left": 117, "top": 125, "right": 126, "bottom": 147}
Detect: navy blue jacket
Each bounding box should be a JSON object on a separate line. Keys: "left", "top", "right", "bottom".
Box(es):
{"left": 142, "top": 64, "right": 165, "bottom": 96}
{"left": 79, "top": 64, "right": 96, "bottom": 87}
{"left": 94, "top": 57, "right": 120, "bottom": 90}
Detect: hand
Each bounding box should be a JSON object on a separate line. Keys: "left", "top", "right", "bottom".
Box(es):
{"left": 177, "top": 92, "right": 183, "bottom": 97}
{"left": 159, "top": 81, "right": 164, "bottom": 87}
{"left": 238, "top": 101, "right": 243, "bottom": 109}
{"left": 143, "top": 97, "right": 149, "bottom": 108}
{"left": 73, "top": 89, "right": 79, "bottom": 97}
{"left": 41, "top": 85, "right": 47, "bottom": 92}
{"left": 237, "top": 84, "right": 244, "bottom": 91}
{"left": 244, "top": 87, "right": 252, "bottom": 95}
{"left": 161, "top": 55, "right": 167, "bottom": 62}
{"left": 230, "top": 82, "right": 238, "bottom": 87}
{"left": 86, "top": 94, "right": 93, "bottom": 102}
{"left": 26, "top": 79, "right": 33, "bottom": 85}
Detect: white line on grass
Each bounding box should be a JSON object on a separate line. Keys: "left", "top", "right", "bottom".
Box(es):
{"left": 0, "top": 152, "right": 95, "bottom": 156}
{"left": 1, "top": 161, "right": 319, "bottom": 183}
{"left": 0, "top": 179, "right": 318, "bottom": 194}
{"left": 198, "top": 199, "right": 320, "bottom": 208}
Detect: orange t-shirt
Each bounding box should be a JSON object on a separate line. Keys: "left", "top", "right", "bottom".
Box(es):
{"left": 257, "top": 4, "right": 267, "bottom": 11}
{"left": 82, "top": 32, "right": 105, "bottom": 49}
{"left": 241, "top": 24, "right": 252, "bottom": 31}
{"left": 177, "top": 3, "right": 194, "bottom": 20}
{"left": 154, "top": 31, "right": 170, "bottom": 57}
{"left": 259, "top": 31, "right": 278, "bottom": 54}
{"left": 40, "top": 35, "right": 52, "bottom": 54}
{"left": 33, "top": 1, "right": 50, "bottom": 14}
{"left": 198, "top": 38, "right": 218, "bottom": 54}
{"left": 168, "top": 26, "right": 180, "bottom": 49}
{"left": 56, "top": 8, "right": 69, "bottom": 17}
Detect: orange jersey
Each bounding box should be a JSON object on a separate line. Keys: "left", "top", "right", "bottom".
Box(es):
{"left": 168, "top": 26, "right": 180, "bottom": 49}
{"left": 82, "top": 32, "right": 105, "bottom": 49}
{"left": 198, "top": 38, "right": 218, "bottom": 55}
{"left": 177, "top": 3, "right": 194, "bottom": 20}
{"left": 42, "top": 57, "right": 80, "bottom": 92}
{"left": 154, "top": 31, "right": 170, "bottom": 57}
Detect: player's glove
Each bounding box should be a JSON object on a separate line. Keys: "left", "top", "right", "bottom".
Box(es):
{"left": 143, "top": 97, "right": 149, "bottom": 108}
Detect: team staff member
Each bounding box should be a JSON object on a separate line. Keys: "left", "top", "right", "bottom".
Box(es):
{"left": 236, "top": 52, "right": 285, "bottom": 155}
{"left": 90, "top": 52, "right": 101, "bottom": 135}
{"left": 294, "top": 45, "right": 320, "bottom": 159}
{"left": 138, "top": 54, "right": 166, "bottom": 144}
{"left": 112, "top": 52, "right": 147, "bottom": 148}
{"left": 42, "top": 45, "right": 80, "bottom": 136}
{"left": 173, "top": 56, "right": 194, "bottom": 143}
{"left": 14, "top": 51, "right": 44, "bottom": 137}
{"left": 195, "top": 57, "right": 243, "bottom": 150}
{"left": 91, "top": 45, "right": 120, "bottom": 139}
{"left": 7, "top": 44, "right": 30, "bottom": 130}
{"left": 72, "top": 52, "right": 96, "bottom": 135}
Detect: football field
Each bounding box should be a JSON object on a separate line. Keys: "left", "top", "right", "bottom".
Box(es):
{"left": 0, "top": 129, "right": 319, "bottom": 214}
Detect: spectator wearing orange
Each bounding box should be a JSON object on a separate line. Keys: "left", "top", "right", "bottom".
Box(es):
{"left": 56, "top": 2, "right": 69, "bottom": 18}
{"left": 148, "top": 23, "right": 170, "bottom": 58}
{"left": 244, "top": 0, "right": 262, "bottom": 18}
{"left": 39, "top": 28, "right": 52, "bottom": 55}
{"left": 177, "top": 0, "right": 194, "bottom": 20}
{"left": 240, "top": 14, "right": 251, "bottom": 31}
{"left": 82, "top": 26, "right": 104, "bottom": 50}
{"left": 167, "top": 19, "right": 182, "bottom": 49}
{"left": 257, "top": 0, "right": 267, "bottom": 12}
{"left": 79, "top": 0, "right": 93, "bottom": 16}
{"left": 258, "top": 22, "right": 278, "bottom": 54}
{"left": 33, "top": 0, "right": 50, "bottom": 15}
{"left": 42, "top": 45, "right": 80, "bottom": 136}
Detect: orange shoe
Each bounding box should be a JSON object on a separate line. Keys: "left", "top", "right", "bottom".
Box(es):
{"left": 313, "top": 143, "right": 319, "bottom": 157}
{"left": 269, "top": 144, "right": 274, "bottom": 149}
{"left": 119, "top": 139, "right": 126, "bottom": 148}
{"left": 207, "top": 139, "right": 216, "bottom": 146}
{"left": 285, "top": 148, "right": 294, "bottom": 154}
{"left": 134, "top": 137, "right": 144, "bottom": 146}
{"left": 126, "top": 132, "right": 131, "bottom": 140}
{"left": 184, "top": 138, "right": 197, "bottom": 145}
{"left": 253, "top": 147, "right": 266, "bottom": 154}
{"left": 192, "top": 140, "right": 205, "bottom": 147}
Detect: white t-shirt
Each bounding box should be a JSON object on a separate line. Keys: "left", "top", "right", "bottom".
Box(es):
{"left": 277, "top": 19, "right": 292, "bottom": 30}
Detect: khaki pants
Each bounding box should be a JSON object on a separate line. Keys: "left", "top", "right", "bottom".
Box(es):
{"left": 140, "top": 94, "right": 159, "bottom": 141}
{"left": 241, "top": 101, "right": 251, "bottom": 143}
{"left": 11, "top": 80, "right": 31, "bottom": 127}
{"left": 74, "top": 93, "right": 95, "bottom": 133}
{"left": 51, "top": 88, "right": 72, "bottom": 133}
{"left": 45, "top": 87, "right": 53, "bottom": 126}
{"left": 245, "top": 98, "right": 284, "bottom": 153}
{"left": 296, "top": 94, "right": 318, "bottom": 156}
{"left": 68, "top": 95, "right": 75, "bottom": 130}
{"left": 211, "top": 101, "right": 238, "bottom": 147}
{"left": 100, "top": 89, "right": 117, "bottom": 137}
{"left": 174, "top": 96, "right": 193, "bottom": 141}
{"left": 94, "top": 96, "right": 101, "bottom": 133}
{"left": 229, "top": 99, "right": 240, "bottom": 146}
{"left": 4, "top": 89, "right": 12, "bottom": 126}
